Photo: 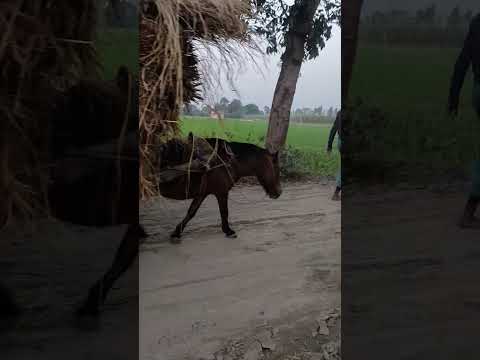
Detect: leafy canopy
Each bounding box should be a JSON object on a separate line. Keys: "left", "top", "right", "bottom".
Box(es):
{"left": 250, "top": 0, "right": 340, "bottom": 60}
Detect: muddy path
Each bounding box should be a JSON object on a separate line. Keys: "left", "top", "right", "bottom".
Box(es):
{"left": 343, "top": 184, "right": 480, "bottom": 360}
{"left": 140, "top": 181, "right": 341, "bottom": 360}
{"left": 1, "top": 221, "right": 138, "bottom": 359}
{"left": 0, "top": 181, "right": 340, "bottom": 359}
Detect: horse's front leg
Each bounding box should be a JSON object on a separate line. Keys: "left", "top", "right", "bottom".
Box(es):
{"left": 76, "top": 224, "right": 144, "bottom": 316}
{"left": 170, "top": 194, "right": 207, "bottom": 243}
{"left": 215, "top": 193, "right": 237, "bottom": 238}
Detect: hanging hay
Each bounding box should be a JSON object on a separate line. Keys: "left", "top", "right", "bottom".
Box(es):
{"left": 139, "top": 0, "right": 255, "bottom": 200}
{"left": 0, "top": 0, "right": 100, "bottom": 227}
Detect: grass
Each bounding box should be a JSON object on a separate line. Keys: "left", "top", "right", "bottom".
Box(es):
{"left": 96, "top": 28, "right": 139, "bottom": 79}
{"left": 348, "top": 43, "right": 480, "bottom": 180}
{"left": 181, "top": 116, "right": 340, "bottom": 177}
{"left": 351, "top": 45, "right": 475, "bottom": 114}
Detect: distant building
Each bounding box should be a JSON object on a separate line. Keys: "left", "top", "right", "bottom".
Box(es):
{"left": 209, "top": 110, "right": 224, "bottom": 120}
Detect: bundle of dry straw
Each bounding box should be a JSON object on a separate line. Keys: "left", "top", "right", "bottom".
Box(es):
{"left": 139, "top": 0, "right": 253, "bottom": 199}
{"left": 0, "top": 0, "right": 99, "bottom": 226}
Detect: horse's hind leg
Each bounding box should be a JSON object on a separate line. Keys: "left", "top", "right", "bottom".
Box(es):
{"left": 215, "top": 193, "right": 236, "bottom": 238}
{"left": 171, "top": 195, "right": 206, "bottom": 243}
{"left": 77, "top": 224, "right": 145, "bottom": 316}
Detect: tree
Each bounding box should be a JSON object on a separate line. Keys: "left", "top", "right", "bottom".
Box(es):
{"left": 244, "top": 103, "right": 261, "bottom": 115}
{"left": 464, "top": 9, "right": 473, "bottom": 25}
{"left": 327, "top": 106, "right": 334, "bottom": 118}
{"left": 424, "top": 5, "right": 436, "bottom": 25}
{"left": 447, "top": 6, "right": 462, "bottom": 27}
{"left": 213, "top": 97, "right": 230, "bottom": 113}
{"left": 184, "top": 103, "right": 201, "bottom": 116}
{"left": 314, "top": 106, "right": 323, "bottom": 116}
{"left": 342, "top": 0, "right": 364, "bottom": 104}
{"left": 219, "top": 97, "right": 230, "bottom": 109}
{"left": 200, "top": 105, "right": 210, "bottom": 116}
{"left": 416, "top": 4, "right": 436, "bottom": 25}
{"left": 264, "top": 106, "right": 271, "bottom": 116}
{"left": 252, "top": 0, "right": 340, "bottom": 153}
{"left": 370, "top": 11, "right": 387, "bottom": 26}
{"left": 227, "top": 99, "right": 243, "bottom": 114}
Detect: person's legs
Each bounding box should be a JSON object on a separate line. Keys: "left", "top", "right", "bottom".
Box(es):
{"left": 459, "top": 196, "right": 480, "bottom": 227}
{"left": 459, "top": 160, "right": 480, "bottom": 228}
{"left": 332, "top": 173, "right": 341, "bottom": 201}
{"left": 332, "top": 138, "right": 341, "bottom": 201}
{"left": 460, "top": 84, "right": 480, "bottom": 227}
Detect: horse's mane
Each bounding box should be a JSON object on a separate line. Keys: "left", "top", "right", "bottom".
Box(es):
{"left": 159, "top": 137, "right": 266, "bottom": 171}
{"left": 206, "top": 138, "right": 266, "bottom": 161}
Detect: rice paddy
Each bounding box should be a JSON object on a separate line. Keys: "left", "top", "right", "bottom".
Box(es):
{"left": 347, "top": 43, "right": 480, "bottom": 178}
{"left": 97, "top": 28, "right": 139, "bottom": 79}
{"left": 181, "top": 116, "right": 340, "bottom": 177}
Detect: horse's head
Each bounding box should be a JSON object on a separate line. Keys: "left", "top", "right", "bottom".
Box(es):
{"left": 257, "top": 150, "right": 282, "bottom": 199}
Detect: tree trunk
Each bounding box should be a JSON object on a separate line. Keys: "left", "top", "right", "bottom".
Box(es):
{"left": 341, "top": 0, "right": 363, "bottom": 104}
{"left": 265, "top": 0, "right": 321, "bottom": 154}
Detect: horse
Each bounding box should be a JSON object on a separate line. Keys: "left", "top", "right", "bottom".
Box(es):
{"left": 48, "top": 66, "right": 145, "bottom": 316}
{"left": 48, "top": 142, "right": 145, "bottom": 316}
{"left": 159, "top": 135, "right": 282, "bottom": 242}
{"left": 1, "top": 66, "right": 145, "bottom": 321}
{"left": 1, "top": 130, "right": 282, "bottom": 325}
{"left": 74, "top": 134, "right": 281, "bottom": 314}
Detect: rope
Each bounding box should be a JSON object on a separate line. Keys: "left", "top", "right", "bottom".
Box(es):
{"left": 112, "top": 68, "right": 133, "bottom": 224}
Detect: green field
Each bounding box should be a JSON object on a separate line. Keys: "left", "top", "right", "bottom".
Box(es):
{"left": 96, "top": 28, "right": 138, "bottom": 79}
{"left": 348, "top": 44, "right": 480, "bottom": 177}
{"left": 351, "top": 45, "right": 475, "bottom": 115}
{"left": 181, "top": 116, "right": 340, "bottom": 177}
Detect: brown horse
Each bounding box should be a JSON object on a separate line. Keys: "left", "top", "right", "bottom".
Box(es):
{"left": 76, "top": 135, "right": 281, "bottom": 315}
{"left": 48, "top": 147, "right": 144, "bottom": 316}
{"left": 159, "top": 136, "right": 282, "bottom": 242}
{"left": 0, "top": 67, "right": 143, "bottom": 321}
{"left": 1, "top": 131, "right": 282, "bottom": 323}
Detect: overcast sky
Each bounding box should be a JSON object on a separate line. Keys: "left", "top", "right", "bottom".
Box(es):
{"left": 200, "top": 25, "right": 340, "bottom": 111}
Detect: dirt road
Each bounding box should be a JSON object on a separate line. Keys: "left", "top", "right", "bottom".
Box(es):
{"left": 140, "top": 181, "right": 341, "bottom": 360}
{"left": 1, "top": 181, "right": 340, "bottom": 359}
{"left": 343, "top": 184, "right": 480, "bottom": 360}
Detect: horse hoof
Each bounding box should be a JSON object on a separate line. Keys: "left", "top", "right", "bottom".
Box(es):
{"left": 75, "top": 282, "right": 103, "bottom": 318}
{"left": 73, "top": 309, "right": 100, "bottom": 331}
{"left": 225, "top": 233, "right": 237, "bottom": 239}
{"left": 331, "top": 193, "right": 341, "bottom": 201}
{"left": 170, "top": 234, "right": 182, "bottom": 244}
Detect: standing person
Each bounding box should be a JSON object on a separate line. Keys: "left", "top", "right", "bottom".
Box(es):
{"left": 327, "top": 109, "right": 342, "bottom": 201}
{"left": 448, "top": 13, "right": 480, "bottom": 228}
